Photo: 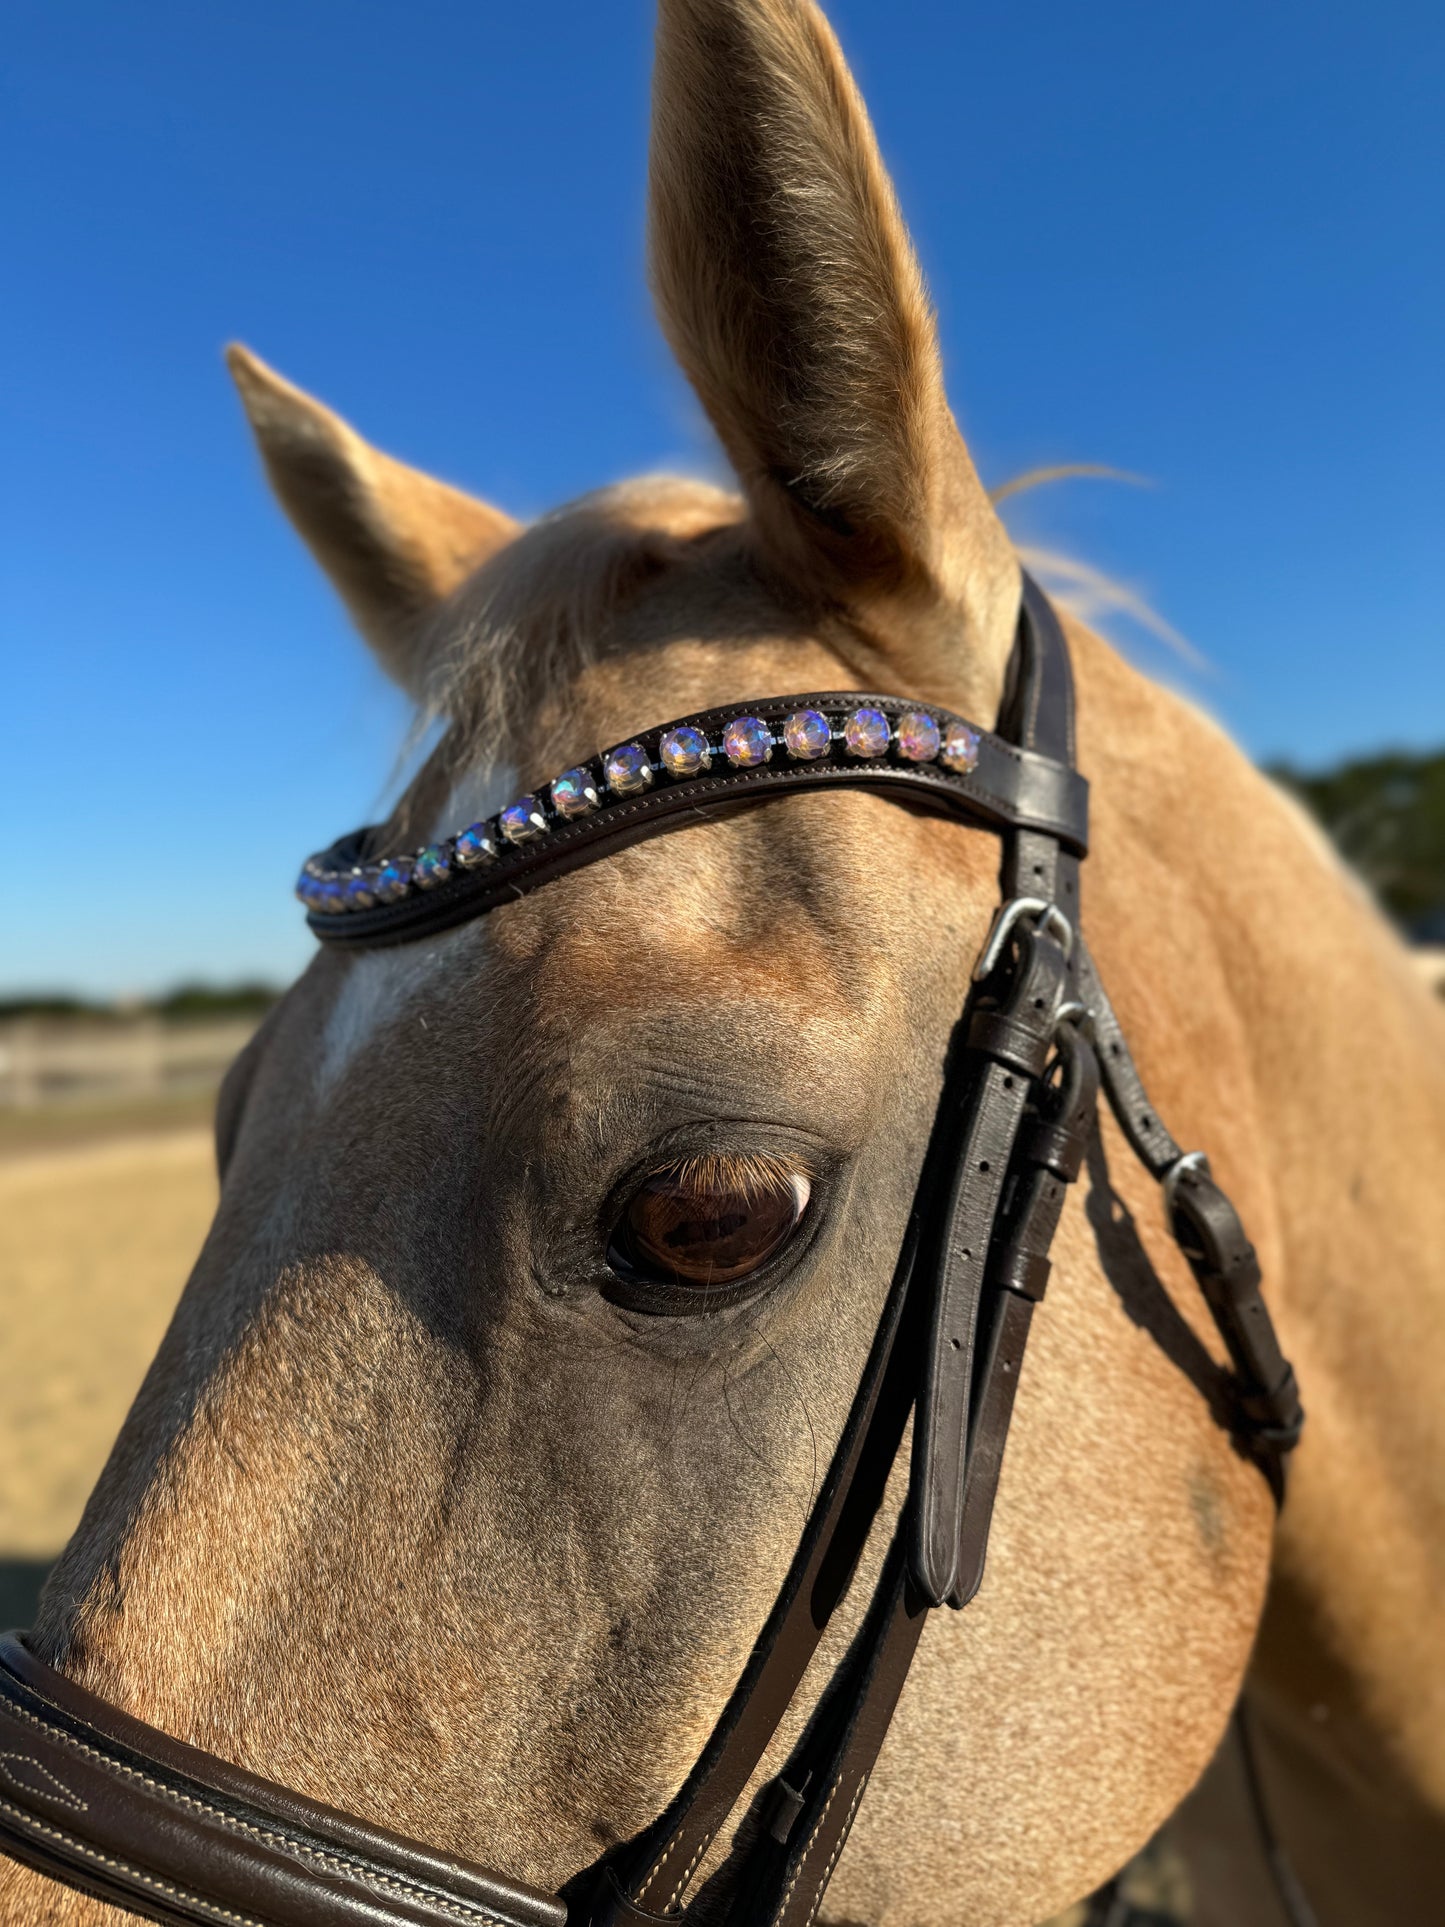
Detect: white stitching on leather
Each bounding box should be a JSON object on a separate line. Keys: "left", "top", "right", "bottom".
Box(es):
{"left": 0, "top": 1795, "right": 269, "bottom": 1927}
{"left": 803, "top": 1775, "right": 867, "bottom": 1927}
{"left": 663, "top": 1825, "right": 717, "bottom": 1909}
{"left": 0, "top": 1698, "right": 511, "bottom": 1926}
{"left": 777, "top": 1768, "right": 868, "bottom": 1925}
{"left": 635, "top": 1815, "right": 716, "bottom": 1908}
{"left": 0, "top": 1752, "right": 88, "bottom": 1812}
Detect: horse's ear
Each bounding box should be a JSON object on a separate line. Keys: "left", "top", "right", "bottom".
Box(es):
{"left": 226, "top": 345, "right": 519, "bottom": 698}
{"left": 649, "top": 0, "right": 1018, "bottom": 709}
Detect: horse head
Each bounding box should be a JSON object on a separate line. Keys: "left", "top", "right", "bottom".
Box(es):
{"left": 18, "top": 4, "right": 1435, "bottom": 1924}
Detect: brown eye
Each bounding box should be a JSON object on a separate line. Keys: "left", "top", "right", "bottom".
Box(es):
{"left": 609, "top": 1157, "right": 811, "bottom": 1292}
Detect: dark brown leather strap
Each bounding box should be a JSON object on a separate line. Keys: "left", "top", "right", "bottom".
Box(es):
{"left": 723, "top": 1021, "right": 1105, "bottom": 1927}
{"left": 909, "top": 922, "right": 1072, "bottom": 1606}
{"left": 721, "top": 1531, "right": 928, "bottom": 1927}
{"left": 1075, "top": 943, "right": 1304, "bottom": 1491}
{"left": 0, "top": 1637, "right": 565, "bottom": 1927}
{"left": 951, "top": 1013, "right": 1101, "bottom": 1609}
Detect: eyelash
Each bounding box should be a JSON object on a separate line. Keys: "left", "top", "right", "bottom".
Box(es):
{"left": 599, "top": 1158, "right": 820, "bottom": 1317}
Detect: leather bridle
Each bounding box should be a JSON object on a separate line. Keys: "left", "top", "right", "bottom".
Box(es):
{"left": 0, "top": 579, "right": 1305, "bottom": 1927}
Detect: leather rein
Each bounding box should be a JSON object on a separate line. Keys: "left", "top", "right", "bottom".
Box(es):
{"left": 0, "top": 579, "right": 1304, "bottom": 1927}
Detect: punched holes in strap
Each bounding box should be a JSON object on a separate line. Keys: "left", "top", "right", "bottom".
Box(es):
{"left": 1166, "top": 1163, "right": 1305, "bottom": 1457}
{"left": 910, "top": 920, "right": 1072, "bottom": 1609}
{"left": 947, "top": 1016, "right": 1102, "bottom": 1608}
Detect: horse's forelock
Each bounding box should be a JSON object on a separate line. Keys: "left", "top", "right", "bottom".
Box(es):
{"left": 387, "top": 478, "right": 749, "bottom": 838}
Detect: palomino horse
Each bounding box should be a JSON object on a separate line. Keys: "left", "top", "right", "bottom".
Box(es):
{"left": 4, "top": 0, "right": 1443, "bottom": 1922}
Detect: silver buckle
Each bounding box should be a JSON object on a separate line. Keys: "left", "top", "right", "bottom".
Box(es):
{"left": 973, "top": 896, "right": 1075, "bottom": 983}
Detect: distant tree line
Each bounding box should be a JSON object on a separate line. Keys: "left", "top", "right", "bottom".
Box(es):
{"left": 1268, "top": 747, "right": 1445, "bottom": 943}
{"left": 0, "top": 982, "right": 280, "bottom": 1024}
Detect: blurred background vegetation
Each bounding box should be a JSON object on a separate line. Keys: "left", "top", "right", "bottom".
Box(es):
{"left": 1270, "top": 747, "right": 1445, "bottom": 943}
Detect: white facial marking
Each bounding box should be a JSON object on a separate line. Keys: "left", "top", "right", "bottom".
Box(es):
{"left": 316, "top": 757, "right": 518, "bottom": 1098}
{"left": 431, "top": 761, "right": 520, "bottom": 842}
{"left": 317, "top": 928, "right": 477, "bottom": 1098}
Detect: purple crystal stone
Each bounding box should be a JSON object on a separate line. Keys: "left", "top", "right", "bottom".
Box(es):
{"left": 376, "top": 857, "right": 413, "bottom": 903}
{"left": 551, "top": 766, "right": 601, "bottom": 819}
{"left": 454, "top": 823, "right": 496, "bottom": 868}
{"left": 895, "top": 709, "right": 941, "bottom": 763}
{"left": 659, "top": 725, "right": 711, "bottom": 779}
{"left": 843, "top": 707, "right": 891, "bottom": 759}
{"left": 603, "top": 743, "right": 653, "bottom": 796}
{"left": 414, "top": 844, "right": 451, "bottom": 889}
{"left": 722, "top": 715, "right": 773, "bottom": 768}
{"left": 782, "top": 708, "right": 832, "bottom": 760}
{"left": 940, "top": 721, "right": 981, "bottom": 774}
{"left": 499, "top": 795, "right": 548, "bottom": 844}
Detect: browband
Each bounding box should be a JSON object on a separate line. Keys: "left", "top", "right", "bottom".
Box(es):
{"left": 298, "top": 692, "right": 1088, "bottom": 948}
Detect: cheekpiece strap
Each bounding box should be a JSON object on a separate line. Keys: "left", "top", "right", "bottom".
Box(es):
{"left": 298, "top": 692, "right": 1089, "bottom": 948}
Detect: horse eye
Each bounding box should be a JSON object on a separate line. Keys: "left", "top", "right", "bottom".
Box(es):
{"left": 609, "top": 1164, "right": 811, "bottom": 1291}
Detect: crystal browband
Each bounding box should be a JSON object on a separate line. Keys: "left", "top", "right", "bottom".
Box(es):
{"left": 298, "top": 693, "right": 1090, "bottom": 947}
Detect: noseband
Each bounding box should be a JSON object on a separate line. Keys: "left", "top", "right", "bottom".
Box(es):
{"left": 0, "top": 579, "right": 1304, "bottom": 1927}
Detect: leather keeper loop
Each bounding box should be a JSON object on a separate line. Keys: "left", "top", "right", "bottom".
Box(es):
{"left": 1017, "top": 1115, "right": 1090, "bottom": 1181}
{"left": 995, "top": 1246, "right": 1052, "bottom": 1302}
{"left": 966, "top": 1010, "right": 1052, "bottom": 1079}
{"left": 597, "top": 1870, "right": 677, "bottom": 1924}
{"left": 1237, "top": 1365, "right": 1304, "bottom": 1441}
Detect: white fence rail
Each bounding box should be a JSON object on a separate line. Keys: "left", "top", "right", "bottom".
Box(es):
{"left": 0, "top": 1019, "right": 260, "bottom": 1111}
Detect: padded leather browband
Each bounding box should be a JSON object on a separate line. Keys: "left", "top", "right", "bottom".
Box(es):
{"left": 0, "top": 1635, "right": 566, "bottom": 1927}
{"left": 303, "top": 692, "right": 1089, "bottom": 948}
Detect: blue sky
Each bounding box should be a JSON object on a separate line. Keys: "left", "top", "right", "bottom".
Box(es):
{"left": 4, "top": 0, "right": 1441, "bottom": 996}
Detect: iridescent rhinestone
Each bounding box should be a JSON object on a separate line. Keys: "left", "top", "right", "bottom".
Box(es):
{"left": 316, "top": 877, "right": 346, "bottom": 914}
{"left": 659, "top": 725, "right": 711, "bottom": 779}
{"left": 551, "top": 766, "right": 601, "bottom": 819}
{"left": 376, "top": 857, "right": 413, "bottom": 903}
{"left": 499, "top": 795, "right": 548, "bottom": 843}
{"left": 295, "top": 869, "right": 318, "bottom": 905}
{"left": 453, "top": 822, "right": 496, "bottom": 868}
{"left": 414, "top": 844, "right": 451, "bottom": 889}
{"left": 604, "top": 742, "right": 653, "bottom": 796}
{"left": 782, "top": 708, "right": 832, "bottom": 761}
{"left": 722, "top": 714, "right": 772, "bottom": 768}
{"left": 895, "top": 709, "right": 941, "bottom": 763}
{"left": 343, "top": 870, "right": 376, "bottom": 910}
{"left": 940, "top": 721, "right": 981, "bottom": 774}
{"left": 844, "top": 707, "right": 891, "bottom": 759}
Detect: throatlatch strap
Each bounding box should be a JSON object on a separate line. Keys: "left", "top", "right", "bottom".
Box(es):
{"left": 1075, "top": 943, "right": 1304, "bottom": 1489}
